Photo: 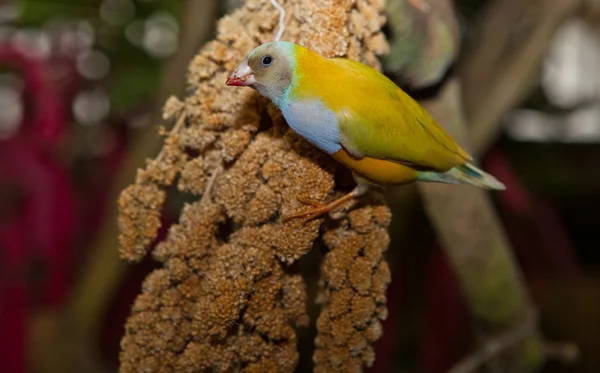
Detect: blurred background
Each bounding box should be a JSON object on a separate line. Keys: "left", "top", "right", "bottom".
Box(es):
{"left": 0, "top": 0, "right": 599, "bottom": 372}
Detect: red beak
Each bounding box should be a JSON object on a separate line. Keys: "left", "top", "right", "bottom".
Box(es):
{"left": 226, "top": 58, "right": 256, "bottom": 87}
{"left": 226, "top": 75, "right": 253, "bottom": 86}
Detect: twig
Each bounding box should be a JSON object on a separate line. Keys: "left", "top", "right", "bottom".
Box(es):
{"left": 200, "top": 165, "right": 222, "bottom": 205}
{"left": 448, "top": 311, "right": 538, "bottom": 373}
{"left": 156, "top": 109, "right": 187, "bottom": 162}
{"left": 269, "top": 0, "right": 286, "bottom": 41}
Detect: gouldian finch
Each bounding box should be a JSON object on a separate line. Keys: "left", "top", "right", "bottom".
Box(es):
{"left": 226, "top": 41, "right": 505, "bottom": 222}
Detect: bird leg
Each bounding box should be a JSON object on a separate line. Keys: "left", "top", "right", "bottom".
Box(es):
{"left": 282, "top": 186, "right": 364, "bottom": 222}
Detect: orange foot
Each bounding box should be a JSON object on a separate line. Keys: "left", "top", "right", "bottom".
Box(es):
{"left": 282, "top": 187, "right": 362, "bottom": 223}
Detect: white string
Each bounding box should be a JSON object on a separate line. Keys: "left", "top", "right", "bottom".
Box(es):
{"left": 269, "top": 0, "right": 286, "bottom": 41}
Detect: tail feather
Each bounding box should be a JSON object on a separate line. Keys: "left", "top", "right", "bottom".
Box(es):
{"left": 418, "top": 163, "right": 506, "bottom": 190}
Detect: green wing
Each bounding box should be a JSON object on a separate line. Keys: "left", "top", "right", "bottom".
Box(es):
{"left": 331, "top": 59, "right": 471, "bottom": 172}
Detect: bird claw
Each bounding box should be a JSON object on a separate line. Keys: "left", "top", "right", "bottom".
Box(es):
{"left": 296, "top": 197, "right": 326, "bottom": 208}
{"left": 281, "top": 207, "right": 328, "bottom": 223}
{"left": 281, "top": 197, "right": 329, "bottom": 223}
{"left": 282, "top": 189, "right": 360, "bottom": 223}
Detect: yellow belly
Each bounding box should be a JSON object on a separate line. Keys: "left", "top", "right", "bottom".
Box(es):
{"left": 332, "top": 149, "right": 418, "bottom": 186}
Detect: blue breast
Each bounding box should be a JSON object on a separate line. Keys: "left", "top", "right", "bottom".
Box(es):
{"left": 280, "top": 99, "right": 342, "bottom": 155}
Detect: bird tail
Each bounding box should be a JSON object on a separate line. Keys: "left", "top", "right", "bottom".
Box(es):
{"left": 417, "top": 163, "right": 506, "bottom": 190}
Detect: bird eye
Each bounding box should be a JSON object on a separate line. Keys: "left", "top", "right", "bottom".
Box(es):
{"left": 261, "top": 55, "right": 273, "bottom": 66}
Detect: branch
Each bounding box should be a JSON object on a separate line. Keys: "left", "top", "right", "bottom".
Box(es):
{"left": 420, "top": 78, "right": 543, "bottom": 372}
{"left": 460, "top": 0, "right": 583, "bottom": 155}
{"left": 449, "top": 317, "right": 580, "bottom": 373}
{"left": 448, "top": 311, "right": 537, "bottom": 373}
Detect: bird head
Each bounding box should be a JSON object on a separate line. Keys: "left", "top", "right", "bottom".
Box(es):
{"left": 226, "top": 41, "right": 295, "bottom": 106}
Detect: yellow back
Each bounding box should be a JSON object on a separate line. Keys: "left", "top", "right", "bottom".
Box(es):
{"left": 289, "top": 45, "right": 471, "bottom": 172}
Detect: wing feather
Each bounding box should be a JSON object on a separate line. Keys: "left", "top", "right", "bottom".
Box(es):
{"left": 296, "top": 57, "right": 471, "bottom": 172}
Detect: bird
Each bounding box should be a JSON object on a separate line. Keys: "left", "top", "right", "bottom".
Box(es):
{"left": 225, "top": 41, "right": 505, "bottom": 222}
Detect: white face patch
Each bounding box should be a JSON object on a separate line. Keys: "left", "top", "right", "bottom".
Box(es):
{"left": 281, "top": 99, "right": 342, "bottom": 154}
